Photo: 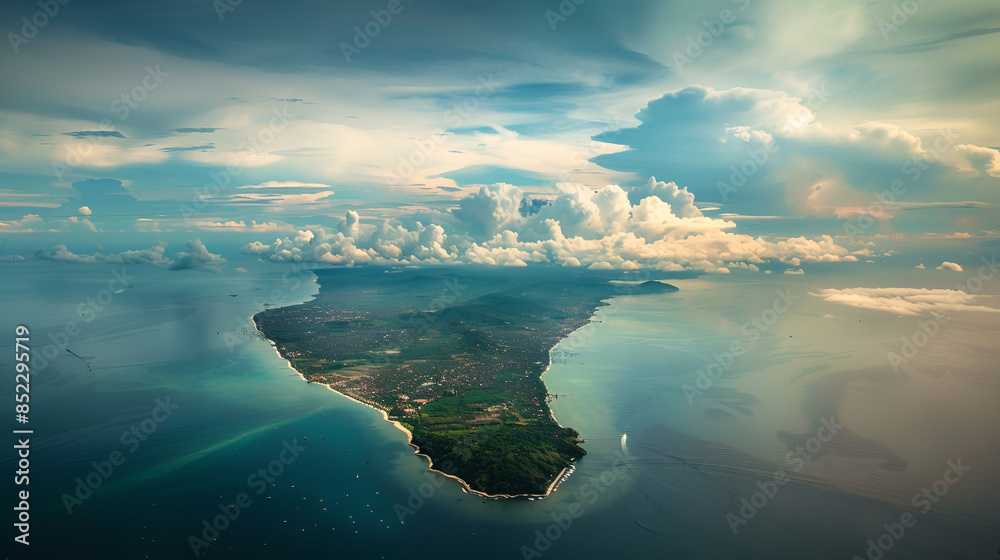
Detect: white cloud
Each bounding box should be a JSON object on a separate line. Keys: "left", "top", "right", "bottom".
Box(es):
{"left": 68, "top": 216, "right": 98, "bottom": 232}
{"left": 914, "top": 263, "right": 926, "bottom": 269}
{"left": 922, "top": 230, "right": 1000, "bottom": 240}
{"left": 626, "top": 178, "right": 702, "bottom": 217}
{"left": 192, "top": 220, "right": 292, "bottom": 232}
{"left": 36, "top": 239, "right": 227, "bottom": 272}
{"left": 811, "top": 287, "right": 1000, "bottom": 316}
{"left": 236, "top": 181, "right": 333, "bottom": 189}
{"left": 78, "top": 206, "right": 92, "bottom": 215}
{"left": 169, "top": 239, "right": 227, "bottom": 272}
{"left": 0, "top": 214, "right": 48, "bottom": 233}
{"left": 937, "top": 261, "right": 963, "bottom": 272}
{"left": 37, "top": 242, "right": 170, "bottom": 266}
{"left": 135, "top": 218, "right": 163, "bottom": 233}
{"left": 590, "top": 85, "right": 1000, "bottom": 228}
{"left": 955, "top": 144, "right": 1000, "bottom": 177}
{"left": 228, "top": 190, "right": 334, "bottom": 207}
{"left": 242, "top": 179, "right": 855, "bottom": 272}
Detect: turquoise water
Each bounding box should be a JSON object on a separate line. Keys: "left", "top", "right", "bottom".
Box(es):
{"left": 2, "top": 260, "right": 997, "bottom": 559}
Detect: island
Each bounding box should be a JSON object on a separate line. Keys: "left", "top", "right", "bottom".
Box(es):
{"left": 253, "top": 265, "right": 677, "bottom": 497}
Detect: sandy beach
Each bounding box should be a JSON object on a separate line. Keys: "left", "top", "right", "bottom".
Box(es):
{"left": 256, "top": 314, "right": 578, "bottom": 500}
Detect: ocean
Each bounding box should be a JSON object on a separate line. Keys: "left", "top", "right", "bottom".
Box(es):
{"left": 2, "top": 257, "right": 997, "bottom": 559}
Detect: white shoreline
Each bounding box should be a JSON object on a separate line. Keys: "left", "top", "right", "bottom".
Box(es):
{"left": 250, "top": 291, "right": 608, "bottom": 500}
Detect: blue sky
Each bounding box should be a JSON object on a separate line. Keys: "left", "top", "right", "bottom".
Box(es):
{"left": 1, "top": 0, "right": 997, "bottom": 273}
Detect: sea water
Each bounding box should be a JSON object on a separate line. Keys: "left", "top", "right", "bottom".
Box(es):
{"left": 1, "top": 259, "right": 997, "bottom": 559}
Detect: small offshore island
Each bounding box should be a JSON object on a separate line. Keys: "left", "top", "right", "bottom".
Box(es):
{"left": 254, "top": 266, "right": 677, "bottom": 497}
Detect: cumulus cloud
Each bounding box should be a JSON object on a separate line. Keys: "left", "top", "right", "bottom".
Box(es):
{"left": 914, "top": 263, "right": 926, "bottom": 269}
{"left": 37, "top": 242, "right": 170, "bottom": 266}
{"left": 625, "top": 177, "right": 702, "bottom": 217}
{"left": 936, "top": 261, "right": 963, "bottom": 272}
{"left": 242, "top": 179, "right": 856, "bottom": 272}
{"left": 68, "top": 216, "right": 98, "bottom": 231}
{"left": 452, "top": 183, "right": 526, "bottom": 237}
{"left": 591, "top": 86, "right": 811, "bottom": 208}
{"left": 0, "top": 214, "right": 46, "bottom": 233}
{"left": 71, "top": 179, "right": 142, "bottom": 215}
{"left": 169, "top": 239, "right": 227, "bottom": 272}
{"left": 589, "top": 85, "right": 980, "bottom": 219}
{"left": 36, "top": 239, "right": 226, "bottom": 272}
{"left": 955, "top": 144, "right": 1000, "bottom": 177}
{"left": 811, "top": 287, "right": 1000, "bottom": 316}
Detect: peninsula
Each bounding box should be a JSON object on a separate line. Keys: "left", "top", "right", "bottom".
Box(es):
{"left": 254, "top": 266, "right": 677, "bottom": 496}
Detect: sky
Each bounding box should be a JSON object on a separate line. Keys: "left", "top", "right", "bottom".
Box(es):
{"left": 1, "top": 0, "right": 998, "bottom": 274}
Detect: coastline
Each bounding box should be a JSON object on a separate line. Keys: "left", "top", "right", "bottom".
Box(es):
{"left": 248, "top": 280, "right": 622, "bottom": 500}
{"left": 257, "top": 323, "right": 574, "bottom": 499}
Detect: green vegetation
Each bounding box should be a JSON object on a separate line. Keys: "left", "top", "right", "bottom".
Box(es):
{"left": 254, "top": 266, "right": 677, "bottom": 496}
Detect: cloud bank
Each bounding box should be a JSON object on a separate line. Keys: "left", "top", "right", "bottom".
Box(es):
{"left": 36, "top": 239, "right": 227, "bottom": 272}
{"left": 242, "top": 178, "right": 858, "bottom": 272}
{"left": 811, "top": 287, "right": 1000, "bottom": 316}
